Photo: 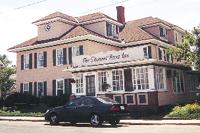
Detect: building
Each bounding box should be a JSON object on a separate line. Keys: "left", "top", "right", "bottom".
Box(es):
{"left": 8, "top": 6, "right": 200, "bottom": 112}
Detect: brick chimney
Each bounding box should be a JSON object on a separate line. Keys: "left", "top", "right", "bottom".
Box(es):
{"left": 116, "top": 6, "right": 125, "bottom": 24}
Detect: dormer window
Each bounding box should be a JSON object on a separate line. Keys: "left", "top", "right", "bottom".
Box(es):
{"left": 160, "top": 27, "right": 167, "bottom": 38}
{"left": 106, "top": 22, "right": 118, "bottom": 37}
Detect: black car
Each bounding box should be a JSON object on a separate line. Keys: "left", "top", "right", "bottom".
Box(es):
{"left": 44, "top": 96, "right": 129, "bottom": 127}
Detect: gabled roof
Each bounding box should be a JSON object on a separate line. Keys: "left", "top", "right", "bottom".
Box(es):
{"left": 77, "top": 12, "right": 118, "bottom": 23}
{"left": 32, "top": 11, "right": 78, "bottom": 24}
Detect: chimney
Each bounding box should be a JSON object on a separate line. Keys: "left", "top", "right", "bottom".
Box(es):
{"left": 116, "top": 6, "right": 125, "bottom": 24}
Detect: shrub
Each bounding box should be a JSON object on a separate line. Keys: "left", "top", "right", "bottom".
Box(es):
{"left": 4, "top": 93, "right": 39, "bottom": 107}
{"left": 167, "top": 103, "right": 200, "bottom": 119}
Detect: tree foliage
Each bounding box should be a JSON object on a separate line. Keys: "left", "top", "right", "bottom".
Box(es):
{"left": 0, "top": 54, "right": 16, "bottom": 99}
{"left": 168, "top": 26, "right": 200, "bottom": 69}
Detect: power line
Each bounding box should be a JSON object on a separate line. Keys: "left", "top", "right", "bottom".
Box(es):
{"left": 14, "top": 0, "right": 49, "bottom": 10}
{"left": 81, "top": 0, "right": 131, "bottom": 14}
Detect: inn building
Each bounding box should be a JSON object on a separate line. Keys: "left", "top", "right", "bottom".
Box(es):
{"left": 8, "top": 6, "right": 200, "bottom": 112}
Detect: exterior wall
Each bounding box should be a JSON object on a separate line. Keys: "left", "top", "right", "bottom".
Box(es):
{"left": 16, "top": 40, "right": 118, "bottom": 95}
{"left": 37, "top": 21, "right": 74, "bottom": 41}
{"left": 158, "top": 69, "right": 192, "bottom": 106}
{"left": 144, "top": 26, "right": 160, "bottom": 39}
{"left": 83, "top": 21, "right": 106, "bottom": 36}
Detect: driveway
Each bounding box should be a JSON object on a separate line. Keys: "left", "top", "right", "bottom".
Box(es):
{"left": 0, "top": 121, "right": 200, "bottom": 133}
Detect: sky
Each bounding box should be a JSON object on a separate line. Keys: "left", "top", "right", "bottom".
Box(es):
{"left": 0, "top": 0, "right": 200, "bottom": 65}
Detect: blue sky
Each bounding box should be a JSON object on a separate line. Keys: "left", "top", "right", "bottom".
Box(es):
{"left": 0, "top": 0, "right": 200, "bottom": 64}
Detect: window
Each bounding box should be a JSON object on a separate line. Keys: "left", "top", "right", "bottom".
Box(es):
{"left": 160, "top": 27, "right": 167, "bottom": 38}
{"left": 155, "top": 67, "right": 165, "bottom": 90}
{"left": 56, "top": 49, "right": 63, "bottom": 65}
{"left": 173, "top": 70, "right": 184, "bottom": 94}
{"left": 24, "top": 54, "right": 29, "bottom": 69}
{"left": 113, "top": 95, "right": 123, "bottom": 104}
{"left": 23, "top": 83, "right": 29, "bottom": 94}
{"left": 75, "top": 74, "right": 83, "bottom": 93}
{"left": 112, "top": 70, "right": 123, "bottom": 91}
{"left": 125, "top": 94, "right": 136, "bottom": 105}
{"left": 37, "top": 82, "right": 44, "bottom": 97}
{"left": 37, "top": 53, "right": 44, "bottom": 67}
{"left": 143, "top": 46, "right": 152, "bottom": 59}
{"left": 132, "top": 67, "right": 149, "bottom": 90}
{"left": 137, "top": 94, "right": 148, "bottom": 105}
{"left": 72, "top": 46, "right": 81, "bottom": 56}
{"left": 158, "top": 48, "right": 167, "bottom": 61}
{"left": 106, "top": 22, "right": 118, "bottom": 37}
{"left": 98, "top": 71, "right": 107, "bottom": 92}
{"left": 56, "top": 79, "right": 64, "bottom": 96}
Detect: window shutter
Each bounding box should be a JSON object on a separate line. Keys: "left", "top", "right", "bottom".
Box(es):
{"left": 29, "top": 53, "right": 32, "bottom": 69}
{"left": 52, "top": 80, "right": 56, "bottom": 96}
{"left": 160, "top": 27, "right": 163, "bottom": 37}
{"left": 21, "top": 55, "right": 24, "bottom": 70}
{"left": 34, "top": 82, "right": 37, "bottom": 96}
{"left": 29, "top": 82, "right": 32, "bottom": 95}
{"left": 124, "top": 69, "right": 133, "bottom": 91}
{"left": 68, "top": 47, "right": 72, "bottom": 64}
{"left": 106, "top": 22, "right": 109, "bottom": 36}
{"left": 34, "top": 53, "right": 37, "bottom": 68}
{"left": 148, "top": 46, "right": 152, "bottom": 58}
{"left": 44, "top": 81, "right": 47, "bottom": 96}
{"left": 64, "top": 79, "right": 71, "bottom": 95}
{"left": 79, "top": 45, "right": 83, "bottom": 55}
{"left": 53, "top": 50, "right": 56, "bottom": 66}
{"left": 20, "top": 83, "right": 23, "bottom": 93}
{"left": 44, "top": 51, "right": 47, "bottom": 67}
{"left": 63, "top": 48, "right": 67, "bottom": 65}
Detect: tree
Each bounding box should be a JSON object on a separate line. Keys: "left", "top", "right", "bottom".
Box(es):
{"left": 193, "top": 26, "right": 200, "bottom": 70}
{"left": 168, "top": 26, "right": 200, "bottom": 69}
{"left": 0, "top": 54, "right": 16, "bottom": 99}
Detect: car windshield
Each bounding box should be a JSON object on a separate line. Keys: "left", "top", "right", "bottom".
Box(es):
{"left": 97, "top": 97, "right": 118, "bottom": 104}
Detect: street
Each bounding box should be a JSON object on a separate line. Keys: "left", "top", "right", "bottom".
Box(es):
{"left": 0, "top": 121, "right": 200, "bottom": 133}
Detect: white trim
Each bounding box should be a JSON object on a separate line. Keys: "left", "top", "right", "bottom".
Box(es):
{"left": 124, "top": 94, "right": 136, "bottom": 105}
{"left": 137, "top": 93, "right": 148, "bottom": 105}
{"left": 33, "top": 17, "right": 78, "bottom": 25}
{"left": 113, "top": 94, "right": 123, "bottom": 104}
{"left": 23, "top": 82, "right": 29, "bottom": 94}
{"left": 56, "top": 79, "right": 64, "bottom": 96}
{"left": 111, "top": 69, "right": 124, "bottom": 92}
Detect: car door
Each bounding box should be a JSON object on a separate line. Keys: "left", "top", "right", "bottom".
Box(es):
{"left": 75, "top": 98, "right": 95, "bottom": 122}
{"left": 62, "top": 100, "right": 79, "bottom": 122}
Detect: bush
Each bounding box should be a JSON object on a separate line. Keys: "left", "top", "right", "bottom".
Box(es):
{"left": 167, "top": 103, "right": 200, "bottom": 119}
{"left": 4, "top": 93, "right": 39, "bottom": 107}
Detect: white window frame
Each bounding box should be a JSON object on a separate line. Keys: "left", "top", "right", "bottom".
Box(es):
{"left": 155, "top": 67, "right": 166, "bottom": 90}
{"left": 137, "top": 93, "right": 148, "bottom": 105}
{"left": 132, "top": 67, "right": 149, "bottom": 91}
{"left": 24, "top": 54, "right": 29, "bottom": 69}
{"left": 37, "top": 52, "right": 44, "bottom": 68}
{"left": 75, "top": 74, "right": 84, "bottom": 94}
{"left": 113, "top": 95, "right": 123, "bottom": 104}
{"left": 72, "top": 46, "right": 80, "bottom": 57}
{"left": 107, "top": 23, "right": 117, "bottom": 37}
{"left": 37, "top": 81, "right": 44, "bottom": 97}
{"left": 160, "top": 27, "right": 167, "bottom": 38}
{"left": 173, "top": 70, "right": 185, "bottom": 94}
{"left": 23, "top": 82, "right": 29, "bottom": 94}
{"left": 56, "top": 79, "right": 64, "bottom": 96}
{"left": 98, "top": 71, "right": 107, "bottom": 92}
{"left": 56, "top": 49, "right": 63, "bottom": 65}
{"left": 124, "top": 94, "right": 136, "bottom": 105}
{"left": 112, "top": 69, "right": 124, "bottom": 91}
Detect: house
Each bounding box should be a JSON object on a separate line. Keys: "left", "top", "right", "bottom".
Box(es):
{"left": 8, "top": 6, "right": 200, "bottom": 112}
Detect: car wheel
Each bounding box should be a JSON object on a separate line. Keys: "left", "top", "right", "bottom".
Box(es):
{"left": 49, "top": 113, "right": 59, "bottom": 125}
{"left": 109, "top": 119, "right": 120, "bottom": 126}
{"left": 90, "top": 114, "right": 102, "bottom": 127}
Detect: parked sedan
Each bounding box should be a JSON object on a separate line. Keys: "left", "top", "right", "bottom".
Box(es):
{"left": 44, "top": 96, "right": 129, "bottom": 127}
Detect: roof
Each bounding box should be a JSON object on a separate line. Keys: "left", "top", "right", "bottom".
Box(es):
{"left": 9, "top": 14, "right": 184, "bottom": 51}
{"left": 32, "top": 12, "right": 78, "bottom": 24}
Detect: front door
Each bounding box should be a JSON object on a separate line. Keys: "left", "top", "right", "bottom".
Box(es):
{"left": 86, "top": 75, "right": 95, "bottom": 96}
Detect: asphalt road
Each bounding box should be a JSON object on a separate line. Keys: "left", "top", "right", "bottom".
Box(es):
{"left": 0, "top": 121, "right": 200, "bottom": 133}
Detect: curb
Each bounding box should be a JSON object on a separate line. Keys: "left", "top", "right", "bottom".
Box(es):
{"left": 0, "top": 118, "right": 45, "bottom": 122}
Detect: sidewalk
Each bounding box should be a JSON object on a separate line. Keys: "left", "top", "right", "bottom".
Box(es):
{"left": 0, "top": 116, "right": 200, "bottom": 125}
